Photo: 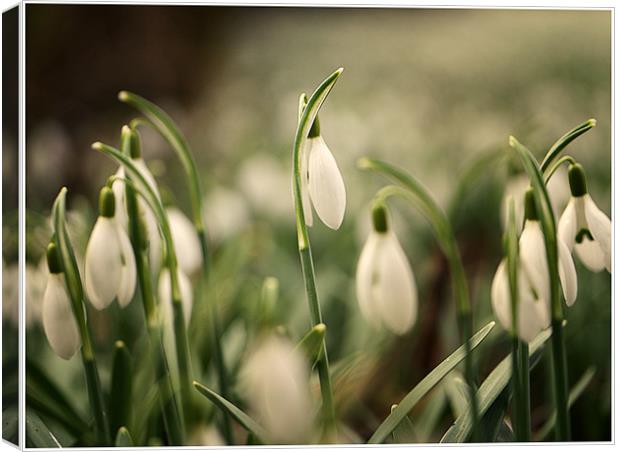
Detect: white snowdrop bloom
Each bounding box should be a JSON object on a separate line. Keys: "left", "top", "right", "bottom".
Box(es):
{"left": 42, "top": 243, "right": 80, "bottom": 360}
{"left": 239, "top": 335, "right": 314, "bottom": 444}
{"left": 355, "top": 205, "right": 417, "bottom": 335}
{"left": 238, "top": 154, "right": 291, "bottom": 220}
{"left": 203, "top": 187, "right": 250, "bottom": 242}
{"left": 491, "top": 260, "right": 550, "bottom": 343}
{"left": 167, "top": 207, "right": 201, "bottom": 275}
{"left": 300, "top": 118, "right": 346, "bottom": 230}
{"left": 84, "top": 187, "right": 136, "bottom": 310}
{"left": 188, "top": 425, "right": 225, "bottom": 446}
{"left": 558, "top": 163, "right": 611, "bottom": 273}
{"left": 25, "top": 259, "right": 48, "bottom": 328}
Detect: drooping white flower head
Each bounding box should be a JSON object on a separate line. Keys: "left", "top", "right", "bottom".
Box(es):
{"left": 42, "top": 243, "right": 81, "bottom": 360}
{"left": 558, "top": 163, "right": 611, "bottom": 273}
{"left": 491, "top": 189, "right": 578, "bottom": 342}
{"left": 239, "top": 335, "right": 314, "bottom": 444}
{"left": 355, "top": 205, "right": 418, "bottom": 335}
{"left": 300, "top": 117, "right": 346, "bottom": 230}
{"left": 167, "top": 207, "right": 202, "bottom": 275}
{"left": 84, "top": 187, "right": 136, "bottom": 310}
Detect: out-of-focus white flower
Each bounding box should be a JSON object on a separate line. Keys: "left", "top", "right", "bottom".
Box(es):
{"left": 42, "top": 244, "right": 80, "bottom": 360}
{"left": 355, "top": 205, "right": 417, "bottom": 335}
{"left": 167, "top": 207, "right": 201, "bottom": 275}
{"left": 300, "top": 120, "right": 346, "bottom": 230}
{"left": 203, "top": 187, "right": 250, "bottom": 242}
{"left": 238, "top": 154, "right": 292, "bottom": 220}
{"left": 239, "top": 335, "right": 314, "bottom": 444}
{"left": 558, "top": 163, "right": 611, "bottom": 273}
{"left": 25, "top": 259, "right": 48, "bottom": 328}
{"left": 84, "top": 187, "right": 136, "bottom": 310}
{"left": 188, "top": 425, "right": 225, "bottom": 446}
{"left": 2, "top": 260, "right": 19, "bottom": 327}
{"left": 492, "top": 191, "right": 577, "bottom": 342}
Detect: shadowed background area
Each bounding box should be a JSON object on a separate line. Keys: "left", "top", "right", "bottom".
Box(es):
{"left": 12, "top": 4, "right": 610, "bottom": 445}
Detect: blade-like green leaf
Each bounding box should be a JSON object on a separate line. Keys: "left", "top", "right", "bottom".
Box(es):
{"left": 540, "top": 118, "right": 596, "bottom": 173}
{"left": 390, "top": 405, "right": 418, "bottom": 444}
{"left": 368, "top": 321, "right": 495, "bottom": 444}
{"left": 193, "top": 381, "right": 267, "bottom": 440}
{"left": 3, "top": 407, "right": 18, "bottom": 444}
{"left": 440, "top": 325, "right": 553, "bottom": 443}
{"left": 415, "top": 388, "right": 447, "bottom": 442}
{"left": 478, "top": 385, "right": 511, "bottom": 442}
{"left": 109, "top": 341, "right": 133, "bottom": 436}
{"left": 534, "top": 367, "right": 596, "bottom": 441}
{"left": 115, "top": 427, "right": 134, "bottom": 447}
{"left": 26, "top": 410, "right": 62, "bottom": 448}
{"left": 444, "top": 371, "right": 470, "bottom": 419}
{"left": 295, "top": 323, "right": 326, "bottom": 366}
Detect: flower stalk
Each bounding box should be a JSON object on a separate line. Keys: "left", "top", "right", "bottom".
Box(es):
{"left": 51, "top": 189, "right": 111, "bottom": 445}
{"left": 119, "top": 127, "right": 185, "bottom": 444}
{"left": 291, "top": 68, "right": 344, "bottom": 433}
{"left": 358, "top": 159, "right": 479, "bottom": 441}
{"left": 118, "top": 92, "right": 232, "bottom": 442}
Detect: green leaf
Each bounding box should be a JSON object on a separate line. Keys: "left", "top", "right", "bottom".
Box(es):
{"left": 115, "top": 427, "right": 134, "bottom": 447}
{"left": 295, "top": 323, "right": 326, "bottom": 366}
{"left": 440, "top": 325, "right": 553, "bottom": 443}
{"left": 415, "top": 388, "right": 447, "bottom": 442}
{"left": 3, "top": 407, "right": 18, "bottom": 444}
{"left": 368, "top": 321, "right": 495, "bottom": 444}
{"left": 390, "top": 405, "right": 418, "bottom": 444}
{"left": 26, "top": 410, "right": 62, "bottom": 448}
{"left": 193, "top": 381, "right": 267, "bottom": 440}
{"left": 534, "top": 367, "right": 596, "bottom": 441}
{"left": 109, "top": 340, "right": 133, "bottom": 436}
{"left": 444, "top": 371, "right": 471, "bottom": 419}
{"left": 477, "top": 385, "right": 511, "bottom": 442}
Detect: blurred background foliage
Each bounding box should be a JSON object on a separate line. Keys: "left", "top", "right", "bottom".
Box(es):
{"left": 2, "top": 5, "right": 610, "bottom": 445}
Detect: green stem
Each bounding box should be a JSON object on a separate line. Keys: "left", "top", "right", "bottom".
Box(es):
{"left": 543, "top": 155, "right": 576, "bottom": 184}
{"left": 540, "top": 119, "right": 596, "bottom": 173}
{"left": 122, "top": 131, "right": 186, "bottom": 444}
{"left": 120, "top": 93, "right": 234, "bottom": 442}
{"left": 359, "top": 160, "right": 479, "bottom": 440}
{"left": 290, "top": 69, "right": 343, "bottom": 433}
{"left": 51, "top": 189, "right": 110, "bottom": 445}
{"left": 511, "top": 338, "right": 531, "bottom": 441}
{"left": 93, "top": 141, "right": 193, "bottom": 435}
{"left": 551, "top": 319, "right": 570, "bottom": 441}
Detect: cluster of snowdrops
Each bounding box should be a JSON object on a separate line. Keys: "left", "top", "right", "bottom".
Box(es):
{"left": 38, "top": 68, "right": 610, "bottom": 446}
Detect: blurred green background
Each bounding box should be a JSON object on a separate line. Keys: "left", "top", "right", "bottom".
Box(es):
{"left": 5, "top": 5, "right": 611, "bottom": 445}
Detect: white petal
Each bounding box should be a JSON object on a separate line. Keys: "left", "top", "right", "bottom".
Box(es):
{"left": 133, "top": 158, "right": 161, "bottom": 200}
{"left": 158, "top": 268, "right": 193, "bottom": 327}
{"left": 240, "top": 336, "right": 313, "bottom": 444}
{"left": 557, "top": 239, "right": 578, "bottom": 306}
{"left": 519, "top": 220, "right": 550, "bottom": 305}
{"left": 300, "top": 141, "right": 313, "bottom": 227}
{"left": 112, "top": 166, "right": 129, "bottom": 230}
{"left": 501, "top": 175, "right": 528, "bottom": 233}
{"left": 84, "top": 217, "right": 122, "bottom": 310}
{"left": 42, "top": 274, "right": 81, "bottom": 359}
{"left": 143, "top": 205, "right": 163, "bottom": 273}
{"left": 355, "top": 232, "right": 381, "bottom": 329}
{"left": 116, "top": 224, "right": 137, "bottom": 308}
{"left": 584, "top": 194, "right": 612, "bottom": 272}
{"left": 546, "top": 168, "right": 570, "bottom": 219}
{"left": 372, "top": 232, "right": 417, "bottom": 335}
{"left": 307, "top": 136, "right": 346, "bottom": 230}
{"left": 575, "top": 238, "right": 606, "bottom": 272}
{"left": 557, "top": 199, "right": 577, "bottom": 252}
{"left": 491, "top": 261, "right": 512, "bottom": 334}
{"left": 167, "top": 207, "right": 202, "bottom": 275}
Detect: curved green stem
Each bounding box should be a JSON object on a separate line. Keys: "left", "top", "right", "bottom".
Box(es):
{"left": 540, "top": 119, "right": 596, "bottom": 173}
{"left": 362, "top": 159, "right": 479, "bottom": 440}
{"left": 291, "top": 68, "right": 343, "bottom": 433}
{"left": 544, "top": 156, "right": 576, "bottom": 184}
{"left": 92, "top": 141, "right": 193, "bottom": 434}
{"left": 118, "top": 133, "right": 185, "bottom": 444}
{"left": 120, "top": 93, "right": 233, "bottom": 442}
{"left": 509, "top": 136, "right": 570, "bottom": 440}
{"left": 51, "top": 189, "right": 110, "bottom": 445}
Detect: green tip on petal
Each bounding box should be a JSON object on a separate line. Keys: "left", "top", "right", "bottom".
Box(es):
{"left": 46, "top": 242, "right": 63, "bottom": 274}
{"left": 99, "top": 186, "right": 116, "bottom": 218}
{"left": 524, "top": 187, "right": 538, "bottom": 221}
{"left": 372, "top": 204, "right": 389, "bottom": 233}
{"left": 568, "top": 163, "right": 588, "bottom": 197}
{"left": 118, "top": 91, "right": 130, "bottom": 102}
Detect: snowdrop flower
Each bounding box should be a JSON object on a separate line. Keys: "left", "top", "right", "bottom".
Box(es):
{"left": 112, "top": 128, "right": 163, "bottom": 272}
{"left": 491, "top": 190, "right": 577, "bottom": 342}
{"left": 84, "top": 187, "right": 136, "bottom": 310}
{"left": 355, "top": 204, "right": 418, "bottom": 335}
{"left": 558, "top": 163, "right": 611, "bottom": 273}
{"left": 300, "top": 117, "right": 346, "bottom": 230}
{"left": 239, "top": 335, "right": 314, "bottom": 444}
{"left": 167, "top": 207, "right": 201, "bottom": 275}
{"left": 42, "top": 243, "right": 80, "bottom": 360}
{"left": 202, "top": 187, "right": 250, "bottom": 242}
